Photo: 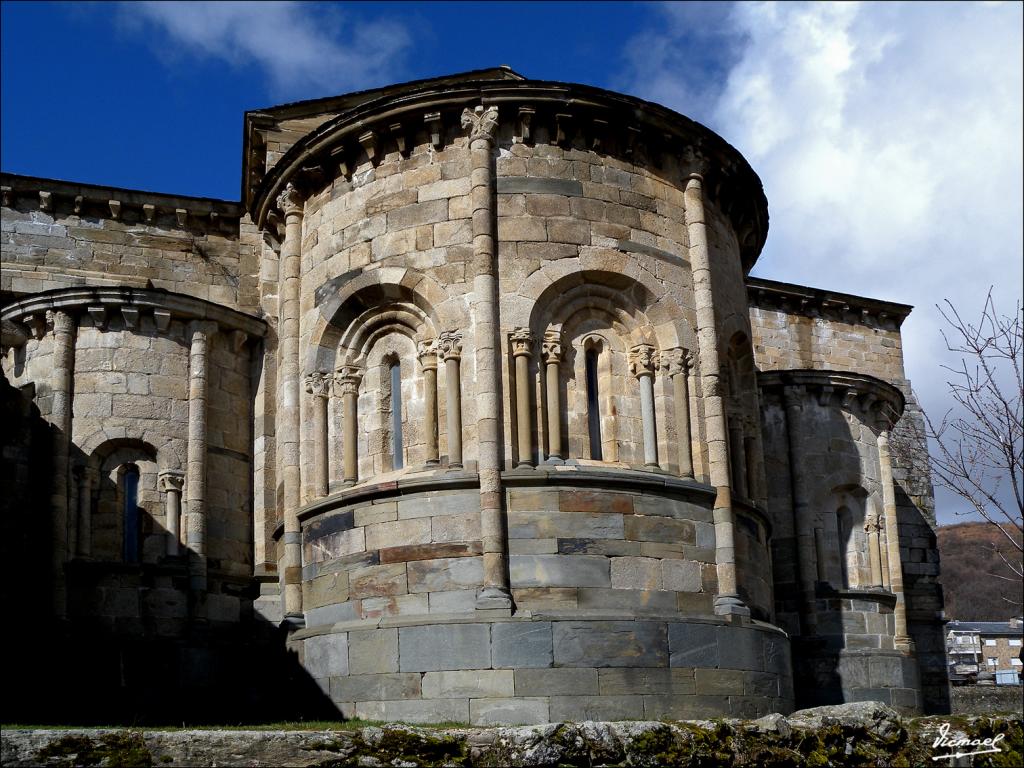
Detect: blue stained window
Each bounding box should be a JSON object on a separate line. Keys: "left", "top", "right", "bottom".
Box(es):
{"left": 123, "top": 465, "right": 140, "bottom": 563}
{"left": 585, "top": 348, "right": 602, "bottom": 460}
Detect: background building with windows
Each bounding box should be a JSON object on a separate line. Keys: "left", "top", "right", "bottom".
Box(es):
{"left": 946, "top": 619, "right": 1024, "bottom": 684}
{"left": 0, "top": 68, "right": 948, "bottom": 723}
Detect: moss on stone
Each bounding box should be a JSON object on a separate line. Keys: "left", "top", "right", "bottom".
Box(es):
{"left": 37, "top": 731, "right": 152, "bottom": 767}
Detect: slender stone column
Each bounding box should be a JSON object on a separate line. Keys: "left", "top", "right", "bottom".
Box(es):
{"left": 878, "top": 426, "right": 914, "bottom": 650}
{"left": 879, "top": 517, "right": 891, "bottom": 588}
{"left": 159, "top": 470, "right": 185, "bottom": 557}
{"left": 728, "top": 417, "right": 748, "bottom": 499}
{"left": 49, "top": 309, "right": 76, "bottom": 615}
{"left": 663, "top": 348, "right": 693, "bottom": 478}
{"left": 186, "top": 320, "right": 215, "bottom": 614}
{"left": 813, "top": 526, "right": 829, "bottom": 584}
{"left": 275, "top": 183, "right": 306, "bottom": 627}
{"left": 418, "top": 341, "right": 440, "bottom": 466}
{"left": 336, "top": 365, "right": 363, "bottom": 485}
{"left": 305, "top": 372, "right": 332, "bottom": 498}
{"left": 542, "top": 330, "right": 565, "bottom": 463}
{"left": 461, "top": 104, "right": 511, "bottom": 609}
{"left": 75, "top": 464, "right": 95, "bottom": 558}
{"left": 510, "top": 328, "right": 535, "bottom": 466}
{"left": 783, "top": 383, "right": 818, "bottom": 634}
{"left": 437, "top": 333, "right": 464, "bottom": 469}
{"left": 685, "top": 174, "right": 747, "bottom": 616}
{"left": 866, "top": 513, "right": 883, "bottom": 586}
{"left": 629, "top": 344, "right": 660, "bottom": 467}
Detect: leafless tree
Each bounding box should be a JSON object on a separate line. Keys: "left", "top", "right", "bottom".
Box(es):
{"left": 925, "top": 290, "right": 1023, "bottom": 590}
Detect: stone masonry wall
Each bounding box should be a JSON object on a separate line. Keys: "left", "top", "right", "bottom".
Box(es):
{"left": 1, "top": 180, "right": 256, "bottom": 312}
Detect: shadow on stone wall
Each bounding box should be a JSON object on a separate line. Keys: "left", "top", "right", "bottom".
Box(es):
{"left": 1, "top": 374, "right": 340, "bottom": 725}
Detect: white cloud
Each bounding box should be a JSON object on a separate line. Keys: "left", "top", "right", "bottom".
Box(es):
{"left": 622, "top": 2, "right": 1023, "bottom": 523}
{"left": 121, "top": 1, "right": 410, "bottom": 99}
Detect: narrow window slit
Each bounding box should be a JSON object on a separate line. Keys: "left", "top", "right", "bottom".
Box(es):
{"left": 585, "top": 348, "right": 603, "bottom": 460}
{"left": 390, "top": 362, "right": 403, "bottom": 470}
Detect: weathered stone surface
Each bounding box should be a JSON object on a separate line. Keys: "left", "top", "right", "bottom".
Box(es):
{"left": 398, "top": 623, "right": 490, "bottom": 672}
{"left": 303, "top": 633, "right": 348, "bottom": 679}
{"left": 330, "top": 673, "right": 421, "bottom": 702}
{"left": 553, "top": 621, "right": 668, "bottom": 667}
{"left": 492, "top": 621, "right": 554, "bottom": 669}
{"left": 668, "top": 622, "right": 720, "bottom": 668}
{"left": 510, "top": 554, "right": 610, "bottom": 588}
{"left": 514, "top": 667, "right": 599, "bottom": 696}
{"left": 421, "top": 669, "right": 514, "bottom": 699}
{"left": 347, "top": 628, "right": 399, "bottom": 675}
{"left": 3, "top": 713, "right": 1017, "bottom": 767}
{"left": 471, "top": 697, "right": 550, "bottom": 726}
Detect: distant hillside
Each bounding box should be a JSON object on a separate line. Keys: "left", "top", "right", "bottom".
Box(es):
{"left": 938, "top": 521, "right": 1023, "bottom": 621}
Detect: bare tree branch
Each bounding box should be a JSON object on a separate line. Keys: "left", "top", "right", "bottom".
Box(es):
{"left": 923, "top": 289, "right": 1024, "bottom": 594}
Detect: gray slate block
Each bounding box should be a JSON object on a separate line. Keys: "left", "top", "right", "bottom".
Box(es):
{"left": 347, "top": 628, "right": 399, "bottom": 675}
{"left": 470, "top": 697, "right": 550, "bottom": 726}
{"left": 329, "top": 673, "right": 420, "bottom": 702}
{"left": 303, "top": 633, "right": 349, "bottom": 678}
{"left": 398, "top": 623, "right": 491, "bottom": 672}
{"left": 497, "top": 177, "right": 583, "bottom": 196}
{"left": 515, "top": 667, "right": 598, "bottom": 696}
{"left": 510, "top": 554, "right": 610, "bottom": 588}
{"left": 549, "top": 694, "right": 645, "bottom": 722}
{"left": 668, "top": 622, "right": 720, "bottom": 668}
{"left": 552, "top": 620, "right": 668, "bottom": 667}
{"left": 492, "top": 622, "right": 554, "bottom": 669}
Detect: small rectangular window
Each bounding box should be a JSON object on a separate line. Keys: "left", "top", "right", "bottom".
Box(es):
{"left": 1008, "top": 638, "right": 1022, "bottom": 647}
{"left": 985, "top": 639, "right": 997, "bottom": 646}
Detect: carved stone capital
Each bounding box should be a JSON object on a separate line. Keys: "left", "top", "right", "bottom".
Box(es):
{"left": 461, "top": 105, "right": 499, "bottom": 145}
{"left": 628, "top": 344, "right": 657, "bottom": 378}
{"left": 304, "top": 371, "right": 332, "bottom": 399}
{"left": 541, "top": 330, "right": 563, "bottom": 363}
{"left": 437, "top": 331, "right": 463, "bottom": 362}
{"left": 49, "top": 310, "right": 76, "bottom": 336}
{"left": 417, "top": 339, "right": 439, "bottom": 370}
{"left": 335, "top": 365, "right": 363, "bottom": 396}
{"left": 509, "top": 328, "right": 535, "bottom": 358}
{"left": 782, "top": 384, "right": 806, "bottom": 409}
{"left": 660, "top": 347, "right": 689, "bottom": 377}
{"left": 275, "top": 183, "right": 305, "bottom": 218}
{"left": 159, "top": 470, "right": 185, "bottom": 494}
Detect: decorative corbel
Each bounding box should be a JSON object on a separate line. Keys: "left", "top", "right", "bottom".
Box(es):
{"left": 231, "top": 329, "right": 247, "bottom": 352}
{"left": 73, "top": 196, "right": 84, "bottom": 215}
{"left": 153, "top": 309, "right": 171, "bottom": 333}
{"left": 121, "top": 306, "right": 140, "bottom": 330}
{"left": 389, "top": 122, "right": 408, "bottom": 156}
{"left": 330, "top": 144, "right": 350, "bottom": 180}
{"left": 26, "top": 314, "right": 47, "bottom": 340}
{"left": 517, "top": 106, "right": 535, "bottom": 144}
{"left": 424, "top": 111, "right": 443, "bottom": 149}
{"left": 1, "top": 186, "right": 12, "bottom": 207}
{"left": 591, "top": 118, "right": 609, "bottom": 151}
{"left": 87, "top": 306, "right": 108, "bottom": 330}
{"left": 108, "top": 200, "right": 121, "bottom": 220}
{"left": 38, "top": 191, "right": 52, "bottom": 212}
{"left": 175, "top": 208, "right": 188, "bottom": 228}
{"left": 143, "top": 204, "right": 156, "bottom": 223}
{"left": 624, "top": 126, "right": 641, "bottom": 157}
{"left": 553, "top": 113, "right": 573, "bottom": 147}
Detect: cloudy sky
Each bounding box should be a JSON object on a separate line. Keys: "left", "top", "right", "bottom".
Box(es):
{"left": 2, "top": 1, "right": 1020, "bottom": 524}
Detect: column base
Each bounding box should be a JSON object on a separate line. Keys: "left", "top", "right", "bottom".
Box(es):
{"left": 714, "top": 594, "right": 751, "bottom": 616}
{"left": 542, "top": 457, "right": 565, "bottom": 466}
{"left": 895, "top": 635, "right": 916, "bottom": 653}
{"left": 448, "top": 463, "right": 464, "bottom": 471}
{"left": 475, "top": 586, "right": 513, "bottom": 610}
{"left": 280, "top": 613, "right": 306, "bottom": 632}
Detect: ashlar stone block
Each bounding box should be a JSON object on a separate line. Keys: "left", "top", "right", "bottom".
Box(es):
{"left": 398, "top": 623, "right": 491, "bottom": 672}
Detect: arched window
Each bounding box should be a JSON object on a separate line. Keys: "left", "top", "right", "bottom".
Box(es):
{"left": 122, "top": 464, "right": 140, "bottom": 564}
{"left": 585, "top": 347, "right": 603, "bottom": 460}
{"left": 390, "top": 360, "right": 403, "bottom": 470}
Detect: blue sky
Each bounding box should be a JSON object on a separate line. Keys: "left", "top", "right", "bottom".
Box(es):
{"left": 2, "top": 1, "right": 1022, "bottom": 525}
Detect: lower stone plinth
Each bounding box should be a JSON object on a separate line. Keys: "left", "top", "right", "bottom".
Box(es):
{"left": 288, "top": 613, "right": 794, "bottom": 724}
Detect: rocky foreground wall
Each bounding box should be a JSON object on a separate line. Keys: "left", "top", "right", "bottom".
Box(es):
{"left": 2, "top": 703, "right": 1021, "bottom": 767}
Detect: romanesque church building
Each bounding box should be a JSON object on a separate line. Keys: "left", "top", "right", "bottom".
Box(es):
{"left": 0, "top": 68, "right": 948, "bottom": 723}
